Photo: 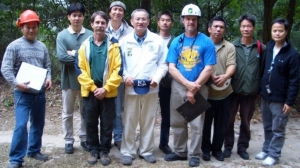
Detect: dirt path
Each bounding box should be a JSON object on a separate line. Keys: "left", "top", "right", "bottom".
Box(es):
{"left": 1, "top": 116, "right": 300, "bottom": 167}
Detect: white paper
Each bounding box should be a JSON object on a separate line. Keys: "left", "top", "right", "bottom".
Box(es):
{"left": 16, "top": 62, "right": 47, "bottom": 91}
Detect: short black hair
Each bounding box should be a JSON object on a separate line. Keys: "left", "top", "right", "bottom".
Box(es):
{"left": 90, "top": 11, "right": 109, "bottom": 24}
{"left": 238, "top": 14, "right": 256, "bottom": 27}
{"left": 272, "top": 18, "right": 289, "bottom": 30}
{"left": 208, "top": 16, "right": 227, "bottom": 29}
{"left": 158, "top": 10, "right": 174, "bottom": 22}
{"left": 67, "top": 2, "right": 85, "bottom": 15}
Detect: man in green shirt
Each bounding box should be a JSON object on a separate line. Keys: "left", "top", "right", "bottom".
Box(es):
{"left": 56, "top": 2, "right": 93, "bottom": 154}
{"left": 76, "top": 11, "right": 122, "bottom": 166}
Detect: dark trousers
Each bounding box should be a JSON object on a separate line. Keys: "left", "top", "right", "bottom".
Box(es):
{"left": 82, "top": 93, "right": 115, "bottom": 154}
{"left": 224, "top": 93, "right": 256, "bottom": 152}
{"left": 158, "top": 85, "right": 171, "bottom": 146}
{"left": 202, "top": 94, "right": 232, "bottom": 154}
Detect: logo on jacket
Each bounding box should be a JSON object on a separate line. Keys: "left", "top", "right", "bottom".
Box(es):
{"left": 179, "top": 47, "right": 200, "bottom": 70}
{"left": 148, "top": 45, "right": 154, "bottom": 52}
{"left": 127, "top": 48, "right": 132, "bottom": 56}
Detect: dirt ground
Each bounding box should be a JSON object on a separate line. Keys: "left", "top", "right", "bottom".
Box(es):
{"left": 1, "top": 79, "right": 300, "bottom": 168}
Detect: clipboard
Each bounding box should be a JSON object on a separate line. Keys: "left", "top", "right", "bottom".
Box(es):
{"left": 176, "top": 93, "right": 211, "bottom": 122}
{"left": 16, "top": 62, "right": 47, "bottom": 92}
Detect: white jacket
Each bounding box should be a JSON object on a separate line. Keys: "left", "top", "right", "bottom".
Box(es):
{"left": 120, "top": 29, "right": 168, "bottom": 95}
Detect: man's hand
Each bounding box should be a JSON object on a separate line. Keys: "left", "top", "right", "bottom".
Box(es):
{"left": 213, "top": 74, "right": 228, "bottom": 87}
{"left": 16, "top": 81, "right": 30, "bottom": 91}
{"left": 184, "top": 81, "right": 201, "bottom": 93}
{"left": 67, "top": 50, "right": 74, "bottom": 56}
{"left": 186, "top": 90, "right": 196, "bottom": 104}
{"left": 45, "top": 79, "right": 52, "bottom": 91}
{"left": 125, "top": 77, "right": 134, "bottom": 87}
{"left": 94, "top": 88, "right": 107, "bottom": 100}
{"left": 149, "top": 78, "right": 157, "bottom": 88}
{"left": 283, "top": 104, "right": 291, "bottom": 114}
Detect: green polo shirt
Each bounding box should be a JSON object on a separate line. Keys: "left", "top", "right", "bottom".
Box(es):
{"left": 89, "top": 36, "right": 107, "bottom": 83}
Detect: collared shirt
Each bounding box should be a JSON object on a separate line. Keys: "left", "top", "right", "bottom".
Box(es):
{"left": 67, "top": 26, "right": 87, "bottom": 56}
{"left": 89, "top": 36, "right": 108, "bottom": 83}
{"left": 134, "top": 32, "right": 147, "bottom": 46}
{"left": 241, "top": 40, "right": 255, "bottom": 63}
{"left": 108, "top": 23, "right": 124, "bottom": 40}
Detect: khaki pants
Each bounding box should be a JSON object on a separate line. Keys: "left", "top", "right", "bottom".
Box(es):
{"left": 62, "top": 89, "right": 86, "bottom": 144}
{"left": 170, "top": 80, "right": 208, "bottom": 158}
{"left": 121, "top": 93, "right": 158, "bottom": 158}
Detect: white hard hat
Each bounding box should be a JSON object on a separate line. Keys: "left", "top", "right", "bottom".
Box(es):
{"left": 181, "top": 4, "right": 201, "bottom": 17}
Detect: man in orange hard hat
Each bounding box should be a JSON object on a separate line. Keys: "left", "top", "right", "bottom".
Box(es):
{"left": 1, "top": 9, "right": 52, "bottom": 168}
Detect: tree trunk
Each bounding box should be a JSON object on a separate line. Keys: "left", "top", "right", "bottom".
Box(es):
{"left": 262, "top": 0, "right": 277, "bottom": 43}
{"left": 286, "top": 0, "right": 296, "bottom": 39}
{"left": 140, "top": 0, "right": 151, "bottom": 29}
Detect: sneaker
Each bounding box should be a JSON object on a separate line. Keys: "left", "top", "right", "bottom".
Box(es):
{"left": 189, "top": 157, "right": 200, "bottom": 167}
{"left": 100, "top": 151, "right": 111, "bottom": 165}
{"left": 80, "top": 141, "right": 89, "bottom": 152}
{"left": 139, "top": 154, "right": 156, "bottom": 163}
{"left": 28, "top": 152, "right": 48, "bottom": 161}
{"left": 121, "top": 155, "right": 132, "bottom": 166}
{"left": 7, "top": 163, "right": 22, "bottom": 168}
{"left": 87, "top": 153, "right": 98, "bottom": 165}
{"left": 263, "top": 156, "right": 277, "bottom": 166}
{"left": 164, "top": 152, "right": 187, "bottom": 161}
{"left": 65, "top": 143, "right": 74, "bottom": 154}
{"left": 255, "top": 151, "right": 268, "bottom": 160}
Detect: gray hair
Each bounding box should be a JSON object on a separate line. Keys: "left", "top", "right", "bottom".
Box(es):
{"left": 130, "top": 9, "right": 149, "bottom": 19}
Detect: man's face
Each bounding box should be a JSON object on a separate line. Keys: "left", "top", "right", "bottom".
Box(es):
{"left": 271, "top": 23, "right": 287, "bottom": 43}
{"left": 91, "top": 15, "right": 108, "bottom": 35}
{"left": 240, "top": 19, "right": 254, "bottom": 38}
{"left": 130, "top": 11, "right": 149, "bottom": 34}
{"left": 109, "top": 6, "right": 124, "bottom": 22}
{"left": 182, "top": 16, "right": 198, "bottom": 33}
{"left": 208, "top": 20, "right": 225, "bottom": 41}
{"left": 157, "top": 14, "right": 173, "bottom": 32}
{"left": 68, "top": 11, "right": 84, "bottom": 27}
{"left": 21, "top": 22, "right": 39, "bottom": 41}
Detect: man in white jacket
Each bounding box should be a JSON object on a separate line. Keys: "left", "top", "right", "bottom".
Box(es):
{"left": 119, "top": 9, "right": 168, "bottom": 166}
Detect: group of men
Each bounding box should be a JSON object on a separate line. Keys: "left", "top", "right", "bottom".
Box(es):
{"left": 1, "top": 1, "right": 299, "bottom": 168}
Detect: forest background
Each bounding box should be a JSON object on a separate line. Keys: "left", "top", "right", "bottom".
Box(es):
{"left": 1, "top": 1, "right": 300, "bottom": 167}
{"left": 1, "top": 0, "right": 300, "bottom": 82}
{"left": 0, "top": 0, "right": 300, "bottom": 110}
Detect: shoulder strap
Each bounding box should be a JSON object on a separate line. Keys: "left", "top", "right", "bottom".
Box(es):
{"left": 257, "top": 40, "right": 261, "bottom": 55}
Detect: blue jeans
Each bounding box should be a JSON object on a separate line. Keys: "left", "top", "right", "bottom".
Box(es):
{"left": 9, "top": 91, "right": 46, "bottom": 164}
{"left": 113, "top": 82, "right": 124, "bottom": 142}
{"left": 261, "top": 98, "right": 289, "bottom": 159}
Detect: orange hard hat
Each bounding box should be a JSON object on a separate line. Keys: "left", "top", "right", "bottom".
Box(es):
{"left": 16, "top": 10, "right": 40, "bottom": 28}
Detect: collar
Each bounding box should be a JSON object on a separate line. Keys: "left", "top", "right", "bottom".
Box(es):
{"left": 108, "top": 22, "right": 124, "bottom": 33}
{"left": 89, "top": 35, "right": 107, "bottom": 44}
{"left": 134, "top": 31, "right": 147, "bottom": 43}
{"left": 67, "top": 26, "right": 86, "bottom": 34}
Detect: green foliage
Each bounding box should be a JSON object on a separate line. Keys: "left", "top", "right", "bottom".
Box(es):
{"left": 1, "top": 0, "right": 300, "bottom": 82}
{"left": 3, "top": 95, "right": 13, "bottom": 107}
